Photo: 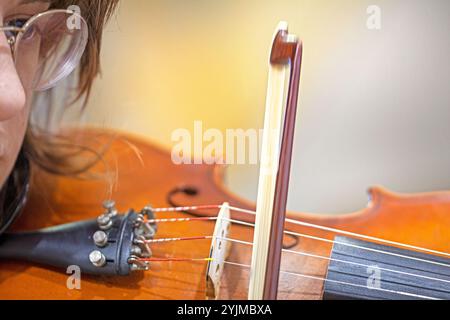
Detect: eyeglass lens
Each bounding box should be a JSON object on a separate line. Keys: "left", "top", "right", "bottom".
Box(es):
{"left": 10, "top": 11, "right": 88, "bottom": 91}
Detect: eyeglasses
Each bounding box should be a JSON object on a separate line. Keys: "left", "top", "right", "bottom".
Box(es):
{"left": 0, "top": 9, "right": 88, "bottom": 91}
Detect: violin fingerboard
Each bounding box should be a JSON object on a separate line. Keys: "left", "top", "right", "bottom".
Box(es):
{"left": 323, "top": 236, "right": 450, "bottom": 300}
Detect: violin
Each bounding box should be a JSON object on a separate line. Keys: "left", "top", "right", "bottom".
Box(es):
{"left": 0, "top": 22, "right": 449, "bottom": 300}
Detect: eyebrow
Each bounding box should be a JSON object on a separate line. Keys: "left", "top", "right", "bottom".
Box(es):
{"left": 19, "top": 0, "right": 51, "bottom": 4}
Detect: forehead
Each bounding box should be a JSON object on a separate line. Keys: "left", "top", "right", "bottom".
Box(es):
{"left": 0, "top": 0, "right": 50, "bottom": 9}
{"left": 0, "top": 0, "right": 51, "bottom": 18}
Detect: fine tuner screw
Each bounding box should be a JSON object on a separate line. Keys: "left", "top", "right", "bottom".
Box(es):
{"left": 93, "top": 230, "right": 108, "bottom": 247}
{"left": 97, "top": 214, "right": 113, "bottom": 230}
{"left": 103, "top": 200, "right": 118, "bottom": 217}
{"left": 89, "top": 250, "right": 106, "bottom": 268}
{"left": 97, "top": 200, "right": 117, "bottom": 230}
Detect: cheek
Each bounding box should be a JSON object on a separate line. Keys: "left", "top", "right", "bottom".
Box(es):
{"left": 0, "top": 96, "right": 32, "bottom": 188}
{"left": 15, "top": 40, "right": 41, "bottom": 91}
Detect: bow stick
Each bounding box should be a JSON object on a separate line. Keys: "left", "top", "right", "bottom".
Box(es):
{"left": 248, "top": 21, "right": 303, "bottom": 300}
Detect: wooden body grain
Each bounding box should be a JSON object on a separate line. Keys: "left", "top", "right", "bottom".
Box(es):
{"left": 0, "top": 129, "right": 449, "bottom": 300}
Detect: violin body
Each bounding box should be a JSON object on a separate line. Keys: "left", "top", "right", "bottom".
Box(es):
{"left": 0, "top": 128, "right": 449, "bottom": 300}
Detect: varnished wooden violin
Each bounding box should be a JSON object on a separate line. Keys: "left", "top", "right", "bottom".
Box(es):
{"left": 0, "top": 22, "right": 449, "bottom": 300}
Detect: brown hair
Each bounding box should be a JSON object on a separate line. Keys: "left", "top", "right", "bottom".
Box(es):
{"left": 24, "top": 0, "right": 119, "bottom": 176}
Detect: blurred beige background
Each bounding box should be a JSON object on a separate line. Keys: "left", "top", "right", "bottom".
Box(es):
{"left": 82, "top": 0, "right": 450, "bottom": 214}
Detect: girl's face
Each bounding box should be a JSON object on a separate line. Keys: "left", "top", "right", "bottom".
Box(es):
{"left": 0, "top": 0, "right": 49, "bottom": 188}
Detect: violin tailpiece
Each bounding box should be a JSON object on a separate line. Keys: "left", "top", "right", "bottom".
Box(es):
{"left": 0, "top": 201, "right": 158, "bottom": 276}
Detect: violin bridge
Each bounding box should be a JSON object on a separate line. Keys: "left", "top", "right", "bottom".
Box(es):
{"left": 206, "top": 202, "right": 232, "bottom": 300}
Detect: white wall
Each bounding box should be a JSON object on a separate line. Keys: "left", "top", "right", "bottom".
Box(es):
{"left": 85, "top": 0, "right": 450, "bottom": 214}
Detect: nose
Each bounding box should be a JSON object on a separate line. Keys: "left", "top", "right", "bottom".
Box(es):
{"left": 0, "top": 31, "right": 26, "bottom": 121}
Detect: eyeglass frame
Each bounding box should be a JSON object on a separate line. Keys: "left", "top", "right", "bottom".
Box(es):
{"left": 0, "top": 8, "right": 88, "bottom": 90}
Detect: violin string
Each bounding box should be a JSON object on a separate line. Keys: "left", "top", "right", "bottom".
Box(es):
{"left": 224, "top": 205, "right": 450, "bottom": 259}
{"left": 213, "top": 236, "right": 450, "bottom": 285}
{"left": 139, "top": 257, "right": 213, "bottom": 262}
{"left": 149, "top": 204, "right": 450, "bottom": 260}
{"left": 222, "top": 261, "right": 440, "bottom": 300}
{"left": 143, "top": 231, "right": 450, "bottom": 285}
{"left": 153, "top": 205, "right": 221, "bottom": 213}
{"left": 221, "top": 216, "right": 450, "bottom": 269}
{"left": 139, "top": 245, "right": 443, "bottom": 300}
{"left": 282, "top": 229, "right": 450, "bottom": 269}
{"left": 147, "top": 217, "right": 217, "bottom": 224}
{"left": 147, "top": 213, "right": 450, "bottom": 269}
{"left": 144, "top": 235, "right": 212, "bottom": 244}
{"left": 134, "top": 253, "right": 441, "bottom": 299}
